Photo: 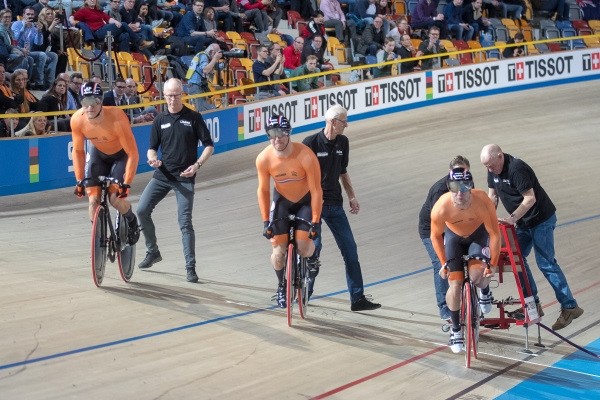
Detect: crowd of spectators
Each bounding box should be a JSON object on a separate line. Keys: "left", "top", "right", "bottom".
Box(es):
{"left": 0, "top": 0, "right": 590, "bottom": 138}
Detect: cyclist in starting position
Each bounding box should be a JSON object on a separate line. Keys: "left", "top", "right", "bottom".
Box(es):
{"left": 256, "top": 115, "right": 323, "bottom": 308}
{"left": 430, "top": 167, "right": 501, "bottom": 353}
{"left": 71, "top": 82, "right": 140, "bottom": 245}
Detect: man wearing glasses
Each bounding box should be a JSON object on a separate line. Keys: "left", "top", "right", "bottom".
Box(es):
{"left": 302, "top": 105, "right": 381, "bottom": 312}
{"left": 70, "top": 82, "right": 140, "bottom": 246}
{"left": 103, "top": 78, "right": 128, "bottom": 106}
{"left": 256, "top": 114, "right": 322, "bottom": 308}
{"left": 136, "top": 78, "right": 214, "bottom": 284}
{"left": 430, "top": 166, "right": 500, "bottom": 354}
{"left": 282, "top": 36, "right": 304, "bottom": 72}
{"left": 252, "top": 44, "right": 285, "bottom": 99}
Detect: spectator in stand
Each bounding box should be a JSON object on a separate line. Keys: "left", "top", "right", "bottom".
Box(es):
{"left": 70, "top": 0, "right": 153, "bottom": 52}
{"left": 262, "top": 0, "right": 284, "bottom": 34}
{"left": 38, "top": 77, "right": 71, "bottom": 131}
{"left": 203, "top": 6, "right": 217, "bottom": 31}
{"left": 237, "top": 0, "right": 270, "bottom": 33}
{"left": 185, "top": 42, "right": 222, "bottom": 111}
{"left": 32, "top": 0, "right": 50, "bottom": 17}
{"left": 418, "top": 26, "right": 448, "bottom": 70}
{"left": 253, "top": 44, "right": 286, "bottom": 99}
{"left": 0, "top": 63, "right": 21, "bottom": 113}
{"left": 123, "top": 78, "right": 156, "bottom": 123}
{"left": 175, "top": 0, "right": 220, "bottom": 54}
{"left": 387, "top": 16, "right": 411, "bottom": 46}
{"left": 204, "top": 0, "right": 234, "bottom": 31}
{"left": 302, "top": 10, "right": 326, "bottom": 47}
{"left": 412, "top": 0, "right": 449, "bottom": 39}
{"left": 356, "top": 15, "right": 385, "bottom": 56}
{"left": 12, "top": 7, "right": 59, "bottom": 90}
{"left": 0, "top": 108, "right": 20, "bottom": 138}
{"left": 10, "top": 69, "right": 40, "bottom": 122}
{"left": 66, "top": 72, "right": 83, "bottom": 109}
{"left": 103, "top": 78, "right": 128, "bottom": 106}
{"left": 397, "top": 34, "right": 422, "bottom": 73}
{"left": 502, "top": 32, "right": 525, "bottom": 58}
{"left": 0, "top": 9, "right": 34, "bottom": 75}
{"left": 56, "top": 73, "right": 78, "bottom": 111}
{"left": 289, "top": 54, "right": 320, "bottom": 92}
{"left": 283, "top": 36, "right": 304, "bottom": 74}
{"left": 532, "top": 0, "right": 569, "bottom": 20}
{"left": 120, "top": 0, "right": 155, "bottom": 48}
{"left": 107, "top": 0, "right": 122, "bottom": 21}
{"left": 463, "top": 0, "right": 491, "bottom": 39}
{"left": 319, "top": 0, "right": 346, "bottom": 43}
{"left": 444, "top": 0, "right": 474, "bottom": 41}
{"left": 37, "top": 7, "right": 81, "bottom": 75}
{"left": 355, "top": 0, "right": 377, "bottom": 25}
{"left": 137, "top": 1, "right": 180, "bottom": 31}
{"left": 373, "top": 37, "right": 396, "bottom": 78}
{"left": 265, "top": 42, "right": 292, "bottom": 93}
{"left": 301, "top": 35, "right": 333, "bottom": 71}
{"left": 483, "top": 0, "right": 523, "bottom": 19}
{"left": 14, "top": 112, "right": 49, "bottom": 136}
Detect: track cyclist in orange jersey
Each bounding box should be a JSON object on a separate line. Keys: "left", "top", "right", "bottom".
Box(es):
{"left": 71, "top": 82, "right": 140, "bottom": 245}
{"left": 430, "top": 167, "right": 501, "bottom": 353}
{"left": 256, "top": 114, "right": 323, "bottom": 309}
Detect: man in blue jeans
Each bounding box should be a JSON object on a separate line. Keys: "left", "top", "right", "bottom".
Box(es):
{"left": 480, "top": 144, "right": 583, "bottom": 330}
{"left": 418, "top": 155, "right": 471, "bottom": 321}
{"left": 302, "top": 104, "right": 381, "bottom": 312}
{"left": 136, "top": 78, "right": 214, "bottom": 283}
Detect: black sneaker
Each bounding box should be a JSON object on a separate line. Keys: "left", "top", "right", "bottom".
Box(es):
{"left": 186, "top": 267, "right": 199, "bottom": 283}
{"left": 138, "top": 251, "right": 162, "bottom": 269}
{"left": 126, "top": 216, "right": 140, "bottom": 246}
{"left": 351, "top": 295, "right": 381, "bottom": 312}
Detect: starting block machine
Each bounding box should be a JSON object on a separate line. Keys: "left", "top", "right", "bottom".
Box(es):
{"left": 480, "top": 223, "right": 544, "bottom": 354}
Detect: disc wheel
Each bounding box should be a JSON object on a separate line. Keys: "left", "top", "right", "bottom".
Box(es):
{"left": 116, "top": 212, "right": 135, "bottom": 282}
{"left": 462, "top": 282, "right": 473, "bottom": 368}
{"left": 91, "top": 206, "right": 108, "bottom": 287}
{"left": 286, "top": 244, "right": 296, "bottom": 327}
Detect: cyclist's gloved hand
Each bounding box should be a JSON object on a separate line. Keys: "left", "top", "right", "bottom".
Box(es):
{"left": 308, "top": 222, "right": 321, "bottom": 240}
{"left": 263, "top": 221, "right": 274, "bottom": 239}
{"left": 117, "top": 183, "right": 131, "bottom": 198}
{"left": 74, "top": 181, "right": 85, "bottom": 198}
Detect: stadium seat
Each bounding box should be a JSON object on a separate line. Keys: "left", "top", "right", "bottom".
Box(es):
{"left": 568, "top": 3, "right": 583, "bottom": 21}
{"left": 583, "top": 35, "right": 600, "bottom": 47}
{"left": 393, "top": 0, "right": 407, "bottom": 15}
{"left": 560, "top": 27, "right": 586, "bottom": 49}
{"left": 572, "top": 20, "right": 592, "bottom": 35}
{"left": 286, "top": 10, "right": 303, "bottom": 29}
{"left": 467, "top": 40, "right": 487, "bottom": 63}
{"left": 547, "top": 42, "right": 562, "bottom": 52}
{"left": 437, "top": 0, "right": 447, "bottom": 14}
{"left": 407, "top": 0, "right": 418, "bottom": 15}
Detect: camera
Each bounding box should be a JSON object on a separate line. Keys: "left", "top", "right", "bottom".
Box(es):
{"left": 220, "top": 48, "right": 246, "bottom": 58}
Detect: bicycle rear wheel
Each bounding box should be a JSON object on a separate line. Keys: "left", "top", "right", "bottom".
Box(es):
{"left": 298, "top": 257, "right": 308, "bottom": 319}
{"left": 470, "top": 283, "right": 481, "bottom": 360}
{"left": 462, "top": 281, "right": 473, "bottom": 368}
{"left": 116, "top": 212, "right": 135, "bottom": 282}
{"left": 285, "top": 243, "right": 298, "bottom": 327}
{"left": 91, "top": 206, "right": 108, "bottom": 287}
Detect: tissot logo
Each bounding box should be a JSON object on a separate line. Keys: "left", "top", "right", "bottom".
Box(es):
{"left": 303, "top": 89, "right": 358, "bottom": 119}
{"left": 507, "top": 62, "right": 525, "bottom": 81}
{"left": 582, "top": 52, "right": 600, "bottom": 71}
{"left": 364, "top": 77, "right": 422, "bottom": 105}
{"left": 437, "top": 66, "right": 499, "bottom": 92}
{"left": 248, "top": 108, "right": 263, "bottom": 133}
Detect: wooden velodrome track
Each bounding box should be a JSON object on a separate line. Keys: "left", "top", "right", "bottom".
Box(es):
{"left": 1, "top": 81, "right": 599, "bottom": 399}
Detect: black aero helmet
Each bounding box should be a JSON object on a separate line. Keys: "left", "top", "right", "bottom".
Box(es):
{"left": 447, "top": 167, "right": 474, "bottom": 193}
{"left": 81, "top": 82, "right": 103, "bottom": 98}
{"left": 265, "top": 114, "right": 291, "bottom": 138}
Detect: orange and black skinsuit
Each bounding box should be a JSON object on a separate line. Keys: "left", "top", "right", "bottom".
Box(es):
{"left": 256, "top": 142, "right": 323, "bottom": 245}
{"left": 430, "top": 189, "right": 501, "bottom": 281}
{"left": 71, "top": 106, "right": 139, "bottom": 196}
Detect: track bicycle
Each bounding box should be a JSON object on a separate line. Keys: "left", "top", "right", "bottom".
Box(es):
{"left": 442, "top": 255, "right": 493, "bottom": 368}
{"left": 270, "top": 215, "right": 312, "bottom": 327}
{"left": 89, "top": 176, "right": 136, "bottom": 286}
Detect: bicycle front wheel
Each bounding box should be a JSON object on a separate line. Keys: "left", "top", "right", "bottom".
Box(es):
{"left": 462, "top": 281, "right": 473, "bottom": 368}
{"left": 91, "top": 206, "right": 108, "bottom": 287}
{"left": 116, "top": 212, "right": 135, "bottom": 282}
{"left": 286, "top": 243, "right": 296, "bottom": 327}
{"left": 471, "top": 283, "right": 481, "bottom": 360}
{"left": 298, "top": 256, "right": 308, "bottom": 319}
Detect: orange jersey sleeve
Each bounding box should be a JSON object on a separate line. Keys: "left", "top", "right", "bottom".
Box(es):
{"left": 70, "top": 107, "right": 139, "bottom": 184}
{"left": 430, "top": 189, "right": 500, "bottom": 265}
{"left": 256, "top": 142, "right": 323, "bottom": 222}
